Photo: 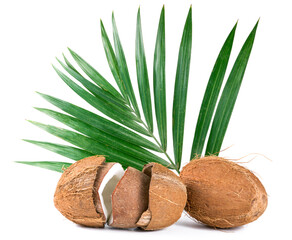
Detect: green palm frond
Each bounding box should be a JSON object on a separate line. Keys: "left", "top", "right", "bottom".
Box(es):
{"left": 20, "top": 6, "right": 259, "bottom": 174}
{"left": 205, "top": 20, "right": 259, "bottom": 156}
{"left": 36, "top": 92, "right": 161, "bottom": 152}
{"left": 34, "top": 108, "right": 170, "bottom": 167}
{"left": 112, "top": 12, "right": 141, "bottom": 118}
{"left": 27, "top": 120, "right": 146, "bottom": 170}
{"left": 17, "top": 161, "right": 72, "bottom": 173}
{"left": 68, "top": 48, "right": 124, "bottom": 101}
{"left": 23, "top": 140, "right": 93, "bottom": 160}
{"left": 190, "top": 22, "right": 237, "bottom": 159}
{"left": 153, "top": 6, "right": 167, "bottom": 151}
{"left": 172, "top": 7, "right": 192, "bottom": 169}
{"left": 57, "top": 57, "right": 132, "bottom": 113}
{"left": 100, "top": 20, "right": 129, "bottom": 102}
{"left": 135, "top": 8, "right": 153, "bottom": 133}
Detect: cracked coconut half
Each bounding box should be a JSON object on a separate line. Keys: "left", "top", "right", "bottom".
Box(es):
{"left": 54, "top": 156, "right": 187, "bottom": 230}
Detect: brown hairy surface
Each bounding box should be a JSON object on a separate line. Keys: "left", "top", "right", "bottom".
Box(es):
{"left": 138, "top": 163, "right": 187, "bottom": 230}
{"left": 54, "top": 156, "right": 107, "bottom": 227}
{"left": 180, "top": 156, "right": 268, "bottom": 228}
{"left": 110, "top": 167, "right": 150, "bottom": 228}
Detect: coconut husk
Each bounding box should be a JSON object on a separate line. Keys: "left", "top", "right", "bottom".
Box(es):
{"left": 110, "top": 167, "right": 150, "bottom": 228}
{"left": 137, "top": 163, "right": 187, "bottom": 230}
{"left": 54, "top": 155, "right": 114, "bottom": 227}
{"left": 180, "top": 156, "right": 268, "bottom": 228}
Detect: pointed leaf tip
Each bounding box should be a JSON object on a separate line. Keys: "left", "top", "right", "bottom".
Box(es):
{"left": 135, "top": 6, "right": 153, "bottom": 132}
{"left": 153, "top": 5, "right": 167, "bottom": 150}
{"left": 190, "top": 22, "right": 237, "bottom": 158}
{"left": 112, "top": 9, "right": 141, "bottom": 118}
{"left": 205, "top": 20, "right": 259, "bottom": 156}
{"left": 138, "top": 6, "right": 141, "bottom": 16}
{"left": 172, "top": 7, "right": 193, "bottom": 168}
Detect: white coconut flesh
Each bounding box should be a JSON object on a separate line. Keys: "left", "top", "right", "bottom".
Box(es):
{"left": 98, "top": 163, "right": 124, "bottom": 222}
{"left": 108, "top": 210, "right": 114, "bottom": 225}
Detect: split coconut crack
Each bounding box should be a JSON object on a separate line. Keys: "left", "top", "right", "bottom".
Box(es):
{"left": 96, "top": 162, "right": 124, "bottom": 226}
{"left": 54, "top": 156, "right": 187, "bottom": 230}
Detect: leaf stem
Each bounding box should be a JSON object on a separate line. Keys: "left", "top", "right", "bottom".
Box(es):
{"left": 123, "top": 97, "right": 179, "bottom": 173}
{"left": 150, "top": 133, "right": 179, "bottom": 173}
{"left": 139, "top": 117, "right": 179, "bottom": 173}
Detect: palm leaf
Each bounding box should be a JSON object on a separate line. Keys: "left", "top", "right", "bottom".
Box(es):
{"left": 53, "top": 66, "right": 150, "bottom": 135}
{"left": 28, "top": 120, "right": 146, "bottom": 170}
{"left": 37, "top": 92, "right": 162, "bottom": 152}
{"left": 20, "top": 7, "right": 259, "bottom": 175}
{"left": 190, "top": 22, "right": 237, "bottom": 159}
{"left": 23, "top": 140, "right": 92, "bottom": 160}
{"left": 68, "top": 48, "right": 124, "bottom": 101}
{"left": 205, "top": 20, "right": 259, "bottom": 156}
{"left": 57, "top": 57, "right": 132, "bottom": 113}
{"left": 63, "top": 53, "right": 79, "bottom": 74}
{"left": 172, "top": 7, "right": 192, "bottom": 169}
{"left": 112, "top": 12, "right": 141, "bottom": 117}
{"left": 100, "top": 20, "right": 129, "bottom": 102}
{"left": 16, "top": 161, "right": 72, "bottom": 173}
{"left": 35, "top": 108, "right": 171, "bottom": 167}
{"left": 153, "top": 6, "right": 167, "bottom": 151}
{"left": 136, "top": 8, "right": 153, "bottom": 132}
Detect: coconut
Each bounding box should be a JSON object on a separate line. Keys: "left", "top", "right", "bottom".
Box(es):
{"left": 137, "top": 162, "right": 187, "bottom": 230}
{"left": 109, "top": 167, "right": 150, "bottom": 228}
{"left": 180, "top": 156, "right": 268, "bottom": 228}
{"left": 54, "top": 156, "right": 124, "bottom": 227}
{"left": 54, "top": 158, "right": 187, "bottom": 230}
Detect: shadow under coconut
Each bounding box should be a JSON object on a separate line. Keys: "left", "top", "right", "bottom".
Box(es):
{"left": 76, "top": 224, "right": 159, "bottom": 233}
{"left": 76, "top": 220, "right": 245, "bottom": 233}
{"left": 176, "top": 214, "right": 245, "bottom": 232}
{"left": 106, "top": 226, "right": 166, "bottom": 233}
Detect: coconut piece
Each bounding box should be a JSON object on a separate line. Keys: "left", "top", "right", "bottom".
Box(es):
{"left": 98, "top": 163, "right": 124, "bottom": 221}
{"left": 136, "top": 209, "right": 151, "bottom": 227}
{"left": 180, "top": 156, "right": 268, "bottom": 228}
{"left": 54, "top": 156, "right": 124, "bottom": 227}
{"left": 54, "top": 156, "right": 106, "bottom": 227}
{"left": 109, "top": 167, "right": 150, "bottom": 228}
{"left": 137, "top": 163, "right": 187, "bottom": 230}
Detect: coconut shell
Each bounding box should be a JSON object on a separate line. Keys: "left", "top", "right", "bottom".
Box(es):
{"left": 54, "top": 156, "right": 114, "bottom": 227}
{"left": 110, "top": 167, "right": 150, "bottom": 228}
{"left": 137, "top": 163, "right": 187, "bottom": 230}
{"left": 180, "top": 156, "right": 268, "bottom": 228}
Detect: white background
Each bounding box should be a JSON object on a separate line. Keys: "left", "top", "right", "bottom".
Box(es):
{"left": 1, "top": 0, "right": 291, "bottom": 239}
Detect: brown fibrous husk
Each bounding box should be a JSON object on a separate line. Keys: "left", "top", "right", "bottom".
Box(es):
{"left": 54, "top": 156, "right": 114, "bottom": 227}
{"left": 110, "top": 167, "right": 150, "bottom": 228}
{"left": 180, "top": 156, "right": 268, "bottom": 228}
{"left": 137, "top": 163, "right": 187, "bottom": 230}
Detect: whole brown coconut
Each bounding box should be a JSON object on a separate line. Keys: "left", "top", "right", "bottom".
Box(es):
{"left": 137, "top": 163, "right": 187, "bottom": 230}
{"left": 54, "top": 156, "right": 116, "bottom": 227}
{"left": 180, "top": 156, "right": 268, "bottom": 228}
